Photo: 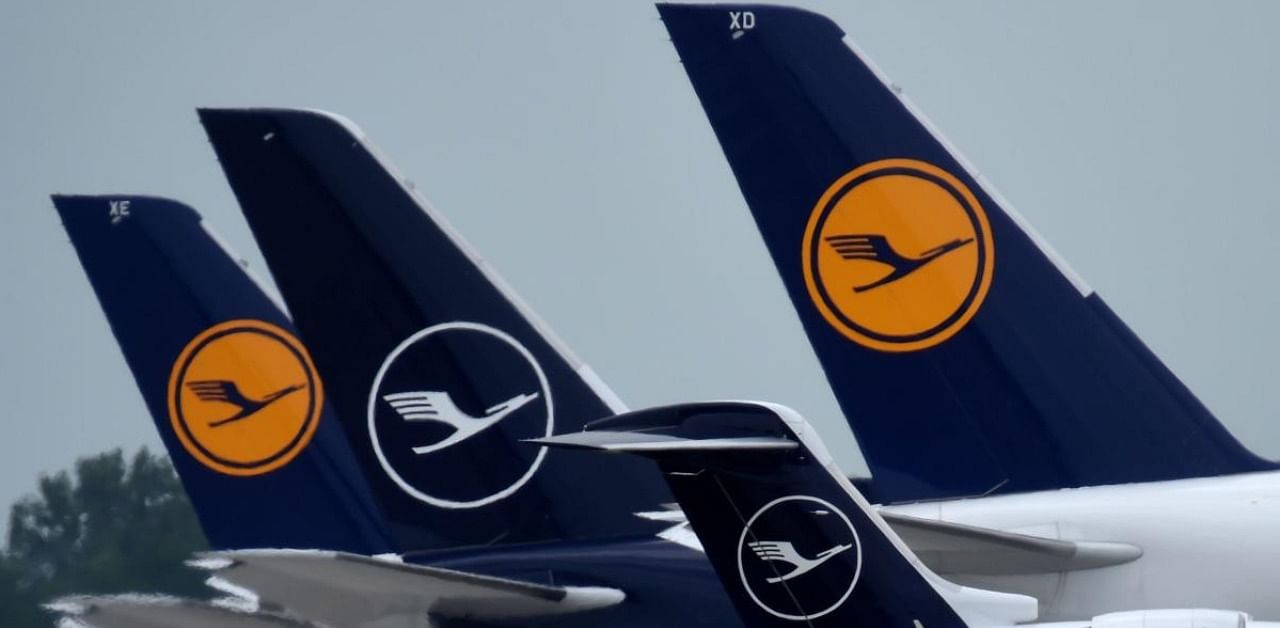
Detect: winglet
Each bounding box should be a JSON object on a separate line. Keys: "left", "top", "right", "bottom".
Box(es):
{"left": 529, "top": 431, "right": 797, "bottom": 453}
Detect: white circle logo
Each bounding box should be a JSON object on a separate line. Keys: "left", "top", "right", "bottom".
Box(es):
{"left": 367, "top": 321, "right": 553, "bottom": 509}
{"left": 737, "top": 495, "right": 862, "bottom": 621}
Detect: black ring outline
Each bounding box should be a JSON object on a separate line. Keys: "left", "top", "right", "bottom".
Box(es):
{"left": 809, "top": 166, "right": 988, "bottom": 344}
{"left": 172, "top": 324, "right": 318, "bottom": 470}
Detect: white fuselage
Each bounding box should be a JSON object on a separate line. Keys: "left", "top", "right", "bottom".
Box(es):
{"left": 884, "top": 470, "right": 1280, "bottom": 621}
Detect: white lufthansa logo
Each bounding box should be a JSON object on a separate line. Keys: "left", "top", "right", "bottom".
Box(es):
{"left": 367, "top": 321, "right": 553, "bottom": 509}
{"left": 737, "top": 495, "right": 862, "bottom": 621}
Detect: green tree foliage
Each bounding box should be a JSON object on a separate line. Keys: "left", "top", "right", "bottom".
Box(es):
{"left": 0, "top": 448, "right": 209, "bottom": 627}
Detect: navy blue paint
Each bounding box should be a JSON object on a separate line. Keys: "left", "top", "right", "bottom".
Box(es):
{"left": 51, "top": 194, "right": 919, "bottom": 628}
{"left": 574, "top": 402, "right": 967, "bottom": 628}
{"left": 658, "top": 3, "right": 1274, "bottom": 503}
{"left": 198, "top": 108, "right": 672, "bottom": 551}
{"left": 52, "top": 195, "right": 393, "bottom": 554}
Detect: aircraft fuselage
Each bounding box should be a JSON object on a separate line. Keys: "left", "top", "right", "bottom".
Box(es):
{"left": 887, "top": 470, "right": 1280, "bottom": 620}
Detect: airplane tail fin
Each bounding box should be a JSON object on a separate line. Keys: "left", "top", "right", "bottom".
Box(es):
{"left": 536, "top": 401, "right": 1034, "bottom": 628}
{"left": 197, "top": 108, "right": 671, "bottom": 551}
{"left": 52, "top": 195, "right": 393, "bottom": 554}
{"left": 657, "top": 3, "right": 1275, "bottom": 502}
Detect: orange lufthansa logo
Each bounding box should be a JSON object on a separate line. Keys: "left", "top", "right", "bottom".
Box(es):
{"left": 167, "top": 320, "right": 323, "bottom": 476}
{"left": 802, "top": 159, "right": 994, "bottom": 352}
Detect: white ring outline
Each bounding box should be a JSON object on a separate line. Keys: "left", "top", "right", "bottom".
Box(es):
{"left": 736, "top": 494, "right": 862, "bottom": 621}
{"left": 367, "top": 321, "right": 553, "bottom": 509}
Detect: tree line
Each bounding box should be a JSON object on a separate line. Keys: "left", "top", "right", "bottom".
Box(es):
{"left": 0, "top": 448, "right": 209, "bottom": 627}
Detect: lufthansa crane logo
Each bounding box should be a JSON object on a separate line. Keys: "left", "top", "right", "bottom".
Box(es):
{"left": 368, "top": 321, "right": 553, "bottom": 509}
{"left": 802, "top": 159, "right": 994, "bottom": 352}
{"left": 168, "top": 320, "right": 323, "bottom": 476}
{"left": 738, "top": 495, "right": 862, "bottom": 621}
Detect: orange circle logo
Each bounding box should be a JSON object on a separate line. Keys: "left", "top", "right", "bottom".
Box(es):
{"left": 167, "top": 320, "right": 323, "bottom": 476}
{"left": 802, "top": 159, "right": 994, "bottom": 352}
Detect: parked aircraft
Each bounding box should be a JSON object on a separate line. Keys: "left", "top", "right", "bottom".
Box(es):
{"left": 538, "top": 400, "right": 1280, "bottom": 628}
{"left": 196, "top": 95, "right": 1280, "bottom": 621}
{"left": 660, "top": 1, "right": 1274, "bottom": 503}
{"left": 658, "top": 3, "right": 1280, "bottom": 618}
{"left": 52, "top": 194, "right": 394, "bottom": 556}
{"left": 52, "top": 194, "right": 725, "bottom": 627}
{"left": 197, "top": 104, "right": 1150, "bottom": 605}
{"left": 46, "top": 3, "right": 1280, "bottom": 624}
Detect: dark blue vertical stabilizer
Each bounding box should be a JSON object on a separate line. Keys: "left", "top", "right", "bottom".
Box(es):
{"left": 537, "top": 402, "right": 995, "bottom": 628}
{"left": 657, "top": 3, "right": 1274, "bottom": 502}
{"left": 198, "top": 108, "right": 671, "bottom": 551}
{"left": 52, "top": 195, "right": 393, "bottom": 554}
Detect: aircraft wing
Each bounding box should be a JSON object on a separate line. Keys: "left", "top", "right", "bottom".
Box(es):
{"left": 881, "top": 511, "right": 1143, "bottom": 575}
{"left": 632, "top": 500, "right": 1141, "bottom": 576}
{"left": 46, "top": 595, "right": 315, "bottom": 628}
{"left": 193, "top": 549, "right": 625, "bottom": 626}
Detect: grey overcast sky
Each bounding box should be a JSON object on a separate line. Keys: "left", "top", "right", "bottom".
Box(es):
{"left": 3, "top": 1, "right": 1280, "bottom": 525}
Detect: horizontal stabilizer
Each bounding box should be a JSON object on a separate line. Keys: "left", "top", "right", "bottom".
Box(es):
{"left": 549, "top": 399, "right": 1036, "bottom": 626}
{"left": 45, "top": 595, "right": 315, "bottom": 628}
{"left": 194, "top": 549, "right": 624, "bottom": 626}
{"left": 880, "top": 512, "right": 1143, "bottom": 575}
{"left": 529, "top": 431, "right": 796, "bottom": 453}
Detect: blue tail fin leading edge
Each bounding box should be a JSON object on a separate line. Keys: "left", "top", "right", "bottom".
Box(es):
{"left": 52, "top": 195, "right": 393, "bottom": 554}
{"left": 657, "top": 3, "right": 1275, "bottom": 502}
{"left": 198, "top": 108, "right": 672, "bottom": 551}
{"left": 535, "top": 402, "right": 1035, "bottom": 628}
